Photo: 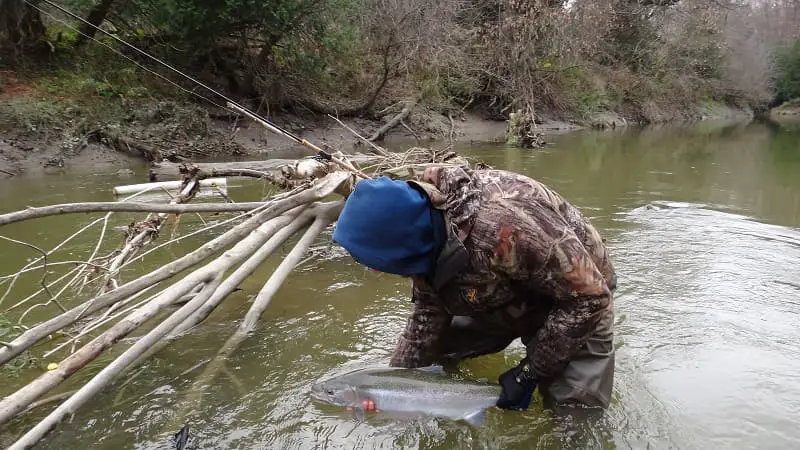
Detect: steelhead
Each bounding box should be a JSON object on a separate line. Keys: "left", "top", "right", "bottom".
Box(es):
{"left": 310, "top": 366, "right": 501, "bottom": 425}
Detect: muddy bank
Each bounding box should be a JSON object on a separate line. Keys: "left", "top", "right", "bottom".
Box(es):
{"left": 0, "top": 100, "right": 529, "bottom": 176}
{"left": 0, "top": 93, "right": 757, "bottom": 177}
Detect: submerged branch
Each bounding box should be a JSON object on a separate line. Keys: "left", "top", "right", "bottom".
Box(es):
{"left": 166, "top": 201, "right": 341, "bottom": 428}
{"left": 128, "top": 202, "right": 336, "bottom": 371}
{"left": 0, "top": 171, "right": 351, "bottom": 367}
{"left": 0, "top": 202, "right": 313, "bottom": 429}
{"left": 5, "top": 273, "right": 226, "bottom": 450}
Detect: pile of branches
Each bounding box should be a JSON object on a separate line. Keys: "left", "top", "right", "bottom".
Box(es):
{"left": 0, "top": 127, "right": 481, "bottom": 448}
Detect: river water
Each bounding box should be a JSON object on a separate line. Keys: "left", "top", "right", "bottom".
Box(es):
{"left": 1, "top": 120, "right": 800, "bottom": 449}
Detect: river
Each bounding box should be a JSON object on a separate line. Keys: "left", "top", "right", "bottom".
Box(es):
{"left": 1, "top": 120, "right": 800, "bottom": 449}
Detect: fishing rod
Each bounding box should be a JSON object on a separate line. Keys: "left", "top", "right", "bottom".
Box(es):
{"left": 25, "top": 0, "right": 366, "bottom": 172}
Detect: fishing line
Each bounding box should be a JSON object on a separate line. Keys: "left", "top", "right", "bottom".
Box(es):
{"left": 24, "top": 0, "right": 308, "bottom": 145}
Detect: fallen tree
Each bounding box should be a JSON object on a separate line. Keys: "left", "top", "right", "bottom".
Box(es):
{"left": 0, "top": 115, "right": 481, "bottom": 448}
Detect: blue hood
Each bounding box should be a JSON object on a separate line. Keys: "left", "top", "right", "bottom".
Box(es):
{"left": 332, "top": 176, "right": 446, "bottom": 276}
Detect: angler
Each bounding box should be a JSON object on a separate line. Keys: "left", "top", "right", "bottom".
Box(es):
{"left": 332, "top": 166, "right": 616, "bottom": 413}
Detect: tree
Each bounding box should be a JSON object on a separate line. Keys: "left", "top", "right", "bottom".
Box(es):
{"left": 0, "top": 0, "right": 46, "bottom": 61}
{"left": 775, "top": 39, "right": 800, "bottom": 103}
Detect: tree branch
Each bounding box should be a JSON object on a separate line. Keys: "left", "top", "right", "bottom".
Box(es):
{"left": 0, "top": 202, "right": 268, "bottom": 227}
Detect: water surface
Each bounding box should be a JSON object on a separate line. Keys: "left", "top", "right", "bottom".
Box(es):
{"left": 1, "top": 120, "right": 800, "bottom": 449}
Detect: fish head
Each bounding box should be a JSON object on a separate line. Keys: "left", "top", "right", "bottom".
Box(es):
{"left": 310, "top": 379, "right": 361, "bottom": 408}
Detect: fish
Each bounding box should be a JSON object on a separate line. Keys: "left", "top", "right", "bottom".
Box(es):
{"left": 310, "top": 365, "right": 502, "bottom": 425}
{"left": 172, "top": 424, "right": 190, "bottom": 450}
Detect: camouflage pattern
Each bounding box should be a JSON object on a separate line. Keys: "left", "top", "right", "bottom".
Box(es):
{"left": 388, "top": 166, "right": 616, "bottom": 382}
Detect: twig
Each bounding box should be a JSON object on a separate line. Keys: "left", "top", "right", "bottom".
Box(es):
{"left": 0, "top": 172, "right": 351, "bottom": 366}
{"left": 0, "top": 169, "right": 15, "bottom": 177}
{"left": 213, "top": 185, "right": 235, "bottom": 203}
{"left": 5, "top": 273, "right": 226, "bottom": 449}
{"left": 0, "top": 236, "right": 56, "bottom": 307}
{"left": 127, "top": 204, "right": 325, "bottom": 370}
{"left": 101, "top": 179, "right": 201, "bottom": 292}
{"left": 75, "top": 214, "right": 111, "bottom": 295}
{"left": 5, "top": 266, "right": 82, "bottom": 313}
{"left": 0, "top": 202, "right": 266, "bottom": 227}
{"left": 165, "top": 204, "right": 339, "bottom": 428}
{"left": 400, "top": 120, "right": 421, "bottom": 141}
{"left": 22, "top": 391, "right": 77, "bottom": 415}
{"left": 448, "top": 113, "right": 455, "bottom": 143}
{"left": 42, "top": 284, "right": 165, "bottom": 359}
{"left": 114, "top": 206, "right": 269, "bottom": 273}
{"left": 0, "top": 261, "right": 109, "bottom": 281}
{"left": 326, "top": 114, "right": 389, "bottom": 156}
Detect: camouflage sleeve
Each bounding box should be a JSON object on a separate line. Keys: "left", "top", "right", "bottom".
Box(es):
{"left": 389, "top": 283, "right": 452, "bottom": 368}
{"left": 496, "top": 200, "right": 612, "bottom": 379}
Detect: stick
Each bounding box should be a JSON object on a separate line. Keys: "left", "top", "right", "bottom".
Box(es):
{"left": 0, "top": 236, "right": 55, "bottom": 305}
{"left": 128, "top": 202, "right": 337, "bottom": 370}
{"left": 369, "top": 101, "right": 416, "bottom": 142}
{"left": 241, "top": 212, "right": 336, "bottom": 329}
{"left": 0, "top": 207, "right": 308, "bottom": 428}
{"left": 165, "top": 204, "right": 339, "bottom": 428}
{"left": 0, "top": 261, "right": 109, "bottom": 281}
{"left": 0, "top": 168, "right": 15, "bottom": 177}
{"left": 112, "top": 179, "right": 226, "bottom": 196}
{"left": 1, "top": 217, "right": 106, "bottom": 308}
{"left": 42, "top": 284, "right": 166, "bottom": 359}
{"left": 448, "top": 113, "right": 455, "bottom": 143}
{"left": 401, "top": 120, "right": 421, "bottom": 141}
{"left": 0, "top": 202, "right": 266, "bottom": 227}
{"left": 21, "top": 391, "right": 77, "bottom": 415}
{"left": 326, "top": 114, "right": 390, "bottom": 156}
{"left": 101, "top": 179, "right": 200, "bottom": 291}
{"left": 0, "top": 172, "right": 351, "bottom": 366}
{"left": 148, "top": 156, "right": 380, "bottom": 182}
{"left": 6, "top": 273, "right": 226, "bottom": 450}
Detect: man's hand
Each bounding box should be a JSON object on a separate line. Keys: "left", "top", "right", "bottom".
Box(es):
{"left": 496, "top": 358, "right": 537, "bottom": 410}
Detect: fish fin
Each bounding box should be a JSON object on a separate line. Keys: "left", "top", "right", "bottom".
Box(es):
{"left": 352, "top": 406, "right": 366, "bottom": 422}
{"left": 413, "top": 365, "right": 446, "bottom": 375}
{"left": 463, "top": 409, "right": 486, "bottom": 426}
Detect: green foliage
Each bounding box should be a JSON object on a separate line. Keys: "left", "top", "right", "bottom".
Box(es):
{"left": 145, "top": 0, "right": 344, "bottom": 57}
{"left": 774, "top": 39, "right": 800, "bottom": 103}
{"left": 0, "top": 315, "right": 34, "bottom": 375}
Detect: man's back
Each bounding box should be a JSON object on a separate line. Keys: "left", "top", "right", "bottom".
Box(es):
{"left": 419, "top": 166, "right": 616, "bottom": 299}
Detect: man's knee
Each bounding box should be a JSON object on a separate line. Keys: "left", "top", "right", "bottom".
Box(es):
{"left": 538, "top": 309, "right": 616, "bottom": 410}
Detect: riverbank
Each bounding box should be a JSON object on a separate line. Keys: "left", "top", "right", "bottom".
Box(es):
{"left": 0, "top": 78, "right": 759, "bottom": 177}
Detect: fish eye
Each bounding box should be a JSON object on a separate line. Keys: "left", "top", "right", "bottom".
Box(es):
{"left": 326, "top": 389, "right": 334, "bottom": 395}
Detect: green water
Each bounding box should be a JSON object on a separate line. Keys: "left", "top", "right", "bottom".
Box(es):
{"left": 1, "top": 120, "right": 800, "bottom": 449}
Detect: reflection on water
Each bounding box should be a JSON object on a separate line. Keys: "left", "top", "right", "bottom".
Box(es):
{"left": 1, "top": 121, "right": 800, "bottom": 449}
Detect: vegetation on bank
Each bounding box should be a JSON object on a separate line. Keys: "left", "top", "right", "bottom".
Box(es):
{"left": 1, "top": 0, "right": 800, "bottom": 143}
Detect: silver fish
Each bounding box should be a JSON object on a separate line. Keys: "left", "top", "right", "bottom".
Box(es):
{"left": 310, "top": 366, "right": 502, "bottom": 425}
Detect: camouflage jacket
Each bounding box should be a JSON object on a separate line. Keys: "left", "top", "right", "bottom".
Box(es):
{"left": 388, "top": 166, "right": 616, "bottom": 379}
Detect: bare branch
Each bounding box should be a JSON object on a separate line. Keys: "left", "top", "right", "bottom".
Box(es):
{"left": 327, "top": 114, "right": 390, "bottom": 156}
{"left": 0, "top": 172, "right": 352, "bottom": 367}
{"left": 0, "top": 235, "right": 56, "bottom": 309}
{"left": 0, "top": 202, "right": 267, "bottom": 227}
